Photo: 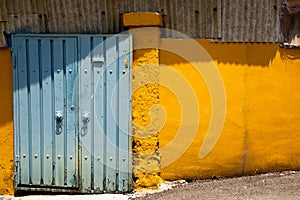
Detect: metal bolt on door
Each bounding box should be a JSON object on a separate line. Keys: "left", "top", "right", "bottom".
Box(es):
{"left": 12, "top": 34, "right": 132, "bottom": 193}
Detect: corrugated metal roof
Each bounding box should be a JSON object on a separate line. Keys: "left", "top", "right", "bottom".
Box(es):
{"left": 45, "top": 0, "right": 160, "bottom": 33}
{"left": 0, "top": 0, "right": 283, "bottom": 47}
{"left": 7, "top": 14, "right": 46, "bottom": 33}
{"left": 220, "top": 0, "right": 281, "bottom": 42}
{"left": 5, "top": 0, "right": 46, "bottom": 14}
{"left": 0, "top": 22, "right": 6, "bottom": 46}
{"left": 160, "top": 0, "right": 222, "bottom": 38}
{"left": 0, "top": 0, "right": 7, "bottom": 46}
{"left": 0, "top": 0, "right": 7, "bottom": 21}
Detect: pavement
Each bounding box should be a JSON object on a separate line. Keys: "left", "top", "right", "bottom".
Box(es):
{"left": 1, "top": 171, "right": 299, "bottom": 200}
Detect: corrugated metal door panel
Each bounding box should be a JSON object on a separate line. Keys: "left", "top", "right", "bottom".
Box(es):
{"left": 105, "top": 36, "right": 118, "bottom": 192}
{"left": 65, "top": 39, "right": 78, "bottom": 187}
{"left": 92, "top": 36, "right": 105, "bottom": 192}
{"left": 80, "top": 36, "right": 93, "bottom": 191}
{"left": 13, "top": 36, "right": 78, "bottom": 188}
{"left": 40, "top": 40, "right": 54, "bottom": 185}
{"left": 53, "top": 39, "right": 65, "bottom": 186}
{"left": 117, "top": 35, "right": 131, "bottom": 191}
{"left": 28, "top": 39, "right": 41, "bottom": 185}
{"left": 16, "top": 37, "right": 30, "bottom": 185}
{"left": 52, "top": 38, "right": 78, "bottom": 187}
{"left": 92, "top": 37, "right": 105, "bottom": 192}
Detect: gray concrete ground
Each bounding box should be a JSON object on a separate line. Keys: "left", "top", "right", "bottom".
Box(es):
{"left": 1, "top": 171, "right": 299, "bottom": 200}
{"left": 136, "top": 171, "right": 300, "bottom": 200}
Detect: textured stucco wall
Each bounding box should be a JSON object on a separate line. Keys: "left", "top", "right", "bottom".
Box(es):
{"left": 132, "top": 49, "right": 162, "bottom": 188}
{"left": 0, "top": 48, "right": 14, "bottom": 195}
{"left": 159, "top": 39, "right": 300, "bottom": 180}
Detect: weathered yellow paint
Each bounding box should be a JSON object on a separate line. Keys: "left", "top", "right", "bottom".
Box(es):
{"left": 0, "top": 48, "right": 14, "bottom": 195}
{"left": 123, "top": 12, "right": 163, "bottom": 27}
{"left": 131, "top": 48, "right": 162, "bottom": 188}
{"left": 159, "top": 39, "right": 300, "bottom": 180}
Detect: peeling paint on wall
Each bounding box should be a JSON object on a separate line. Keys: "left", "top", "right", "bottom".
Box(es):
{"left": 132, "top": 49, "right": 162, "bottom": 188}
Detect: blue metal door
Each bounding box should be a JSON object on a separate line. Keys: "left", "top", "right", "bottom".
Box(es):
{"left": 12, "top": 34, "right": 132, "bottom": 193}
{"left": 12, "top": 36, "right": 79, "bottom": 190}
{"left": 78, "top": 35, "right": 132, "bottom": 193}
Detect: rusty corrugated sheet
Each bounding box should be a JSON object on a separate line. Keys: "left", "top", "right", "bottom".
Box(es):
{"left": 221, "top": 0, "right": 282, "bottom": 42}
{"left": 0, "top": 0, "right": 7, "bottom": 45}
{"left": 45, "top": 0, "right": 160, "bottom": 34}
{"left": 0, "top": 22, "right": 6, "bottom": 46}
{"left": 0, "top": 0, "right": 283, "bottom": 47}
{"left": 6, "top": 14, "right": 46, "bottom": 33}
{"left": 5, "top": 0, "right": 46, "bottom": 14}
{"left": 0, "top": 0, "right": 7, "bottom": 21}
{"left": 160, "top": 0, "right": 222, "bottom": 38}
{"left": 1, "top": 0, "right": 46, "bottom": 46}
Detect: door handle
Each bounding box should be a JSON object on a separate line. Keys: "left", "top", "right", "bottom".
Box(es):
{"left": 55, "top": 111, "right": 63, "bottom": 134}
{"left": 81, "top": 112, "right": 90, "bottom": 136}
{"left": 55, "top": 111, "right": 64, "bottom": 122}
{"left": 82, "top": 112, "right": 90, "bottom": 123}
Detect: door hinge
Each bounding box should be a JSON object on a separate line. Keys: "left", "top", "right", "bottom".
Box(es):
{"left": 15, "top": 154, "right": 20, "bottom": 162}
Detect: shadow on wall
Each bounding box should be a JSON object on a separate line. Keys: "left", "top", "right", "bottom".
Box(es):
{"left": 0, "top": 48, "right": 13, "bottom": 127}
{"left": 279, "top": 47, "right": 300, "bottom": 60}
{"left": 0, "top": 47, "right": 14, "bottom": 195}
{"left": 199, "top": 41, "right": 279, "bottom": 67}
{"left": 10, "top": 35, "right": 126, "bottom": 91}
{"left": 160, "top": 39, "right": 278, "bottom": 67}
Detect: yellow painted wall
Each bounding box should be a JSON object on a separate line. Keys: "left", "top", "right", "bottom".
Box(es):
{"left": 0, "top": 48, "right": 14, "bottom": 194}
{"left": 159, "top": 40, "right": 300, "bottom": 180}
{"left": 1, "top": 37, "right": 300, "bottom": 194}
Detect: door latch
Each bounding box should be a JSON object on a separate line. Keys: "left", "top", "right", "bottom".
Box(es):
{"left": 55, "top": 111, "right": 63, "bottom": 134}
{"left": 81, "top": 112, "right": 90, "bottom": 136}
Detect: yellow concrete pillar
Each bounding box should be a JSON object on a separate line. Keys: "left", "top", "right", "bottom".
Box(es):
{"left": 123, "top": 12, "right": 163, "bottom": 188}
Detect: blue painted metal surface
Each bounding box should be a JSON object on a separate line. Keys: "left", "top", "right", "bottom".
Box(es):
{"left": 12, "top": 34, "right": 132, "bottom": 193}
